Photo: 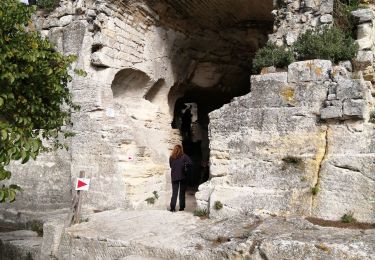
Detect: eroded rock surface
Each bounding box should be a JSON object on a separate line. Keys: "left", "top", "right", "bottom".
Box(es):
{"left": 50, "top": 210, "right": 375, "bottom": 259}
{"left": 197, "top": 60, "right": 375, "bottom": 223}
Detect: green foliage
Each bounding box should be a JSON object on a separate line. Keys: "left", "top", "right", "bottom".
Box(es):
{"left": 214, "top": 201, "right": 223, "bottom": 210}
{"left": 341, "top": 211, "right": 356, "bottom": 223}
{"left": 36, "top": 0, "right": 60, "bottom": 11}
{"left": 193, "top": 208, "right": 209, "bottom": 218}
{"left": 0, "top": 0, "right": 79, "bottom": 202}
{"left": 311, "top": 186, "right": 320, "bottom": 196}
{"left": 145, "top": 191, "right": 159, "bottom": 205}
{"left": 294, "top": 26, "right": 358, "bottom": 63}
{"left": 252, "top": 43, "right": 295, "bottom": 74}
{"left": 145, "top": 197, "right": 155, "bottom": 204}
{"left": 334, "top": 0, "right": 359, "bottom": 35}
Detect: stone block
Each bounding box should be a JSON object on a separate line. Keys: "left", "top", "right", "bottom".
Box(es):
{"left": 356, "top": 23, "right": 374, "bottom": 50}
{"left": 91, "top": 52, "right": 112, "bottom": 67}
{"left": 320, "top": 14, "right": 333, "bottom": 23}
{"left": 314, "top": 155, "right": 375, "bottom": 223}
{"left": 363, "top": 65, "right": 375, "bottom": 82}
{"left": 304, "top": 0, "right": 319, "bottom": 9}
{"left": 93, "top": 32, "right": 111, "bottom": 46}
{"left": 63, "top": 21, "right": 86, "bottom": 55}
{"left": 320, "top": 106, "right": 343, "bottom": 119}
{"left": 351, "top": 9, "right": 375, "bottom": 24}
{"left": 48, "top": 27, "right": 64, "bottom": 53}
{"left": 327, "top": 124, "right": 375, "bottom": 154}
{"left": 251, "top": 72, "right": 288, "bottom": 83}
{"left": 352, "top": 50, "right": 373, "bottom": 71}
{"left": 343, "top": 99, "right": 366, "bottom": 119}
{"left": 288, "top": 60, "right": 332, "bottom": 83}
{"left": 320, "top": 0, "right": 334, "bottom": 14}
{"left": 40, "top": 219, "right": 66, "bottom": 260}
{"left": 338, "top": 61, "right": 353, "bottom": 72}
{"left": 336, "top": 78, "right": 365, "bottom": 100}
{"left": 59, "top": 15, "right": 73, "bottom": 27}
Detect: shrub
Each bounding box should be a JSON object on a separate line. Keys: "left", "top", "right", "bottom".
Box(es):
{"left": 334, "top": 0, "right": 359, "bottom": 34}
{"left": 341, "top": 211, "right": 356, "bottom": 223}
{"left": 145, "top": 191, "right": 159, "bottom": 205}
{"left": 311, "top": 186, "right": 319, "bottom": 195}
{"left": 145, "top": 197, "right": 155, "bottom": 204}
{"left": 36, "top": 0, "right": 60, "bottom": 10}
{"left": 214, "top": 201, "right": 223, "bottom": 210}
{"left": 193, "top": 208, "right": 209, "bottom": 218}
{"left": 252, "top": 43, "right": 295, "bottom": 74}
{"left": 294, "top": 26, "right": 358, "bottom": 63}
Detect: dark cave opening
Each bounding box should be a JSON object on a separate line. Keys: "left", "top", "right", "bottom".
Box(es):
{"left": 170, "top": 77, "right": 250, "bottom": 188}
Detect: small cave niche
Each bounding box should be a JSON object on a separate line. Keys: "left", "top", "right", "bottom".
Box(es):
{"left": 111, "top": 68, "right": 153, "bottom": 101}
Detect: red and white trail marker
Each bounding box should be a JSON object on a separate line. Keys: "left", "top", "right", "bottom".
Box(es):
{"left": 75, "top": 178, "right": 90, "bottom": 191}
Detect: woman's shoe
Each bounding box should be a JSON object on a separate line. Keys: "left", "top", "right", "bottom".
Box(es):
{"left": 179, "top": 208, "right": 184, "bottom": 211}
{"left": 169, "top": 208, "right": 176, "bottom": 212}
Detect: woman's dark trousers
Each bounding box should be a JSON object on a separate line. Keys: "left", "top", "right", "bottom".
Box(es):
{"left": 170, "top": 179, "right": 187, "bottom": 210}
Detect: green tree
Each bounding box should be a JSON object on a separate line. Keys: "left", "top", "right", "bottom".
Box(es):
{"left": 0, "top": 0, "right": 78, "bottom": 202}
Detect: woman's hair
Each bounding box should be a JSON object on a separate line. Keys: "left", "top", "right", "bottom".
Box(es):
{"left": 170, "top": 145, "right": 184, "bottom": 159}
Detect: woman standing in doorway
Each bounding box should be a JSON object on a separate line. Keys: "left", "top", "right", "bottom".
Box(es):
{"left": 169, "top": 144, "right": 192, "bottom": 212}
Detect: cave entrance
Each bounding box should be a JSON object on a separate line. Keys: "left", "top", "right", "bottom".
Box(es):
{"left": 143, "top": 0, "right": 275, "bottom": 211}
{"left": 169, "top": 68, "right": 251, "bottom": 189}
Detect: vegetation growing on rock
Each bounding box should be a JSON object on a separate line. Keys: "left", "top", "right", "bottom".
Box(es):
{"left": 253, "top": 26, "right": 358, "bottom": 73}
{"left": 252, "top": 43, "right": 295, "bottom": 74}
{"left": 294, "top": 26, "right": 358, "bottom": 63}
{"left": 0, "top": 0, "right": 78, "bottom": 202}
{"left": 341, "top": 212, "right": 357, "bottom": 223}
{"left": 214, "top": 201, "right": 223, "bottom": 210}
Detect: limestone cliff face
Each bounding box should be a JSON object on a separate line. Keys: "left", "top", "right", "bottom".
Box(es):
{"left": 1, "top": 0, "right": 375, "bottom": 226}
{"left": 197, "top": 60, "right": 375, "bottom": 223}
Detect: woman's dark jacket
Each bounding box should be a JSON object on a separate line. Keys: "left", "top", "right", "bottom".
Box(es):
{"left": 169, "top": 154, "right": 192, "bottom": 181}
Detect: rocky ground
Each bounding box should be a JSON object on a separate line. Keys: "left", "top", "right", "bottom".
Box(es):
{"left": 1, "top": 209, "right": 375, "bottom": 259}
{"left": 48, "top": 209, "right": 375, "bottom": 259}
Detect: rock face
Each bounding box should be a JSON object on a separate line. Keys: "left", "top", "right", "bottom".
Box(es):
{"left": 2, "top": 0, "right": 375, "bottom": 259}
{"left": 0, "top": 0, "right": 374, "bottom": 239}
{"left": 1, "top": 0, "right": 272, "bottom": 218}
{"left": 44, "top": 209, "right": 375, "bottom": 260}
{"left": 197, "top": 60, "right": 375, "bottom": 223}
{"left": 270, "top": 0, "right": 334, "bottom": 46}
{"left": 0, "top": 230, "right": 42, "bottom": 260}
